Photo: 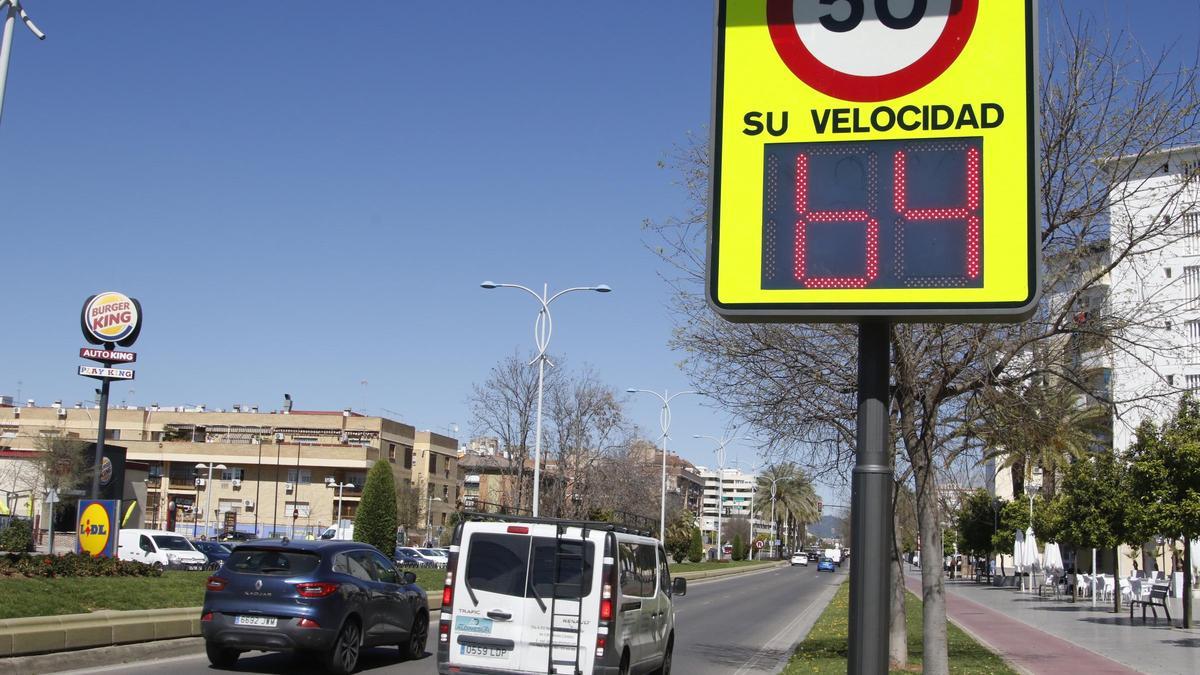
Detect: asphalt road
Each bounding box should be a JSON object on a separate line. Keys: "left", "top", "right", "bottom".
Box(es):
{"left": 64, "top": 563, "right": 845, "bottom": 675}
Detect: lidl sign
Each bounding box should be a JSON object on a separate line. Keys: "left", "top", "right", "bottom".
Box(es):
{"left": 76, "top": 499, "right": 119, "bottom": 558}
{"left": 707, "top": 0, "right": 1039, "bottom": 321}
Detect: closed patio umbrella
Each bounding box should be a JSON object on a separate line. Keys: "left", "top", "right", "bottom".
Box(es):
{"left": 1014, "top": 529, "right": 1026, "bottom": 590}
{"left": 1044, "top": 542, "right": 1064, "bottom": 572}
{"left": 1024, "top": 527, "right": 1040, "bottom": 592}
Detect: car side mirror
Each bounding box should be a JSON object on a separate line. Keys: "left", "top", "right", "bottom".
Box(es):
{"left": 403, "top": 571, "right": 417, "bottom": 585}
{"left": 672, "top": 577, "right": 687, "bottom": 596}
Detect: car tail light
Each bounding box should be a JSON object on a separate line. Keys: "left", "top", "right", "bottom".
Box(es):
{"left": 297, "top": 618, "right": 321, "bottom": 629}
{"left": 295, "top": 582, "right": 340, "bottom": 598}
{"left": 439, "top": 549, "right": 458, "bottom": 644}
{"left": 596, "top": 533, "right": 617, "bottom": 659}
{"left": 200, "top": 612, "right": 213, "bottom": 622}
{"left": 205, "top": 576, "right": 226, "bottom": 591}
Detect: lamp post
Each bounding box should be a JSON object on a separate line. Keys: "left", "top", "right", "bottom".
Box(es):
{"left": 695, "top": 433, "right": 740, "bottom": 561}
{"left": 325, "top": 479, "right": 354, "bottom": 538}
{"left": 426, "top": 493, "right": 443, "bottom": 546}
{"left": 481, "top": 280, "right": 611, "bottom": 517}
{"left": 0, "top": 0, "right": 45, "bottom": 130}
{"left": 195, "top": 462, "right": 226, "bottom": 539}
{"left": 626, "top": 388, "right": 697, "bottom": 539}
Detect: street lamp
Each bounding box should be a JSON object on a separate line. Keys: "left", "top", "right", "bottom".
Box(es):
{"left": 694, "top": 433, "right": 741, "bottom": 561}
{"left": 481, "top": 280, "right": 612, "bottom": 517}
{"left": 626, "top": 388, "right": 697, "bottom": 539}
{"left": 426, "top": 493, "right": 443, "bottom": 546}
{"left": 195, "top": 462, "right": 227, "bottom": 539}
{"left": 325, "top": 479, "right": 354, "bottom": 538}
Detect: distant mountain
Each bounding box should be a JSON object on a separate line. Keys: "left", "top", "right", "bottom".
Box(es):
{"left": 807, "top": 515, "right": 844, "bottom": 540}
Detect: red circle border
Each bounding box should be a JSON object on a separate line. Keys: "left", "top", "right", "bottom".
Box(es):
{"left": 766, "top": 0, "right": 979, "bottom": 103}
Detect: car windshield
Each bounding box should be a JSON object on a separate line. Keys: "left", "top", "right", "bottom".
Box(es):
{"left": 399, "top": 547, "right": 418, "bottom": 555}
{"left": 153, "top": 535, "right": 195, "bottom": 551}
{"left": 227, "top": 548, "right": 322, "bottom": 576}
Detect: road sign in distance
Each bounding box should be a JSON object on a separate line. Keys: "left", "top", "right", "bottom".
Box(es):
{"left": 708, "top": 1, "right": 1038, "bottom": 321}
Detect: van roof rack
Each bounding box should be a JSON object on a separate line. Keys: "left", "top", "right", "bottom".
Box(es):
{"left": 461, "top": 511, "right": 655, "bottom": 538}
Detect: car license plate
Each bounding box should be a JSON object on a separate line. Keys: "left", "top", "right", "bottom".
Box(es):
{"left": 234, "top": 615, "right": 277, "bottom": 628}
{"left": 461, "top": 644, "right": 509, "bottom": 658}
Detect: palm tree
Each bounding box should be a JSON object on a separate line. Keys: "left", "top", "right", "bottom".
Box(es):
{"left": 753, "top": 464, "right": 821, "bottom": 556}
{"left": 975, "top": 377, "right": 1110, "bottom": 498}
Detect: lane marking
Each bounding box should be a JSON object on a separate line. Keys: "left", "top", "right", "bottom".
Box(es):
{"left": 732, "top": 575, "right": 847, "bottom": 674}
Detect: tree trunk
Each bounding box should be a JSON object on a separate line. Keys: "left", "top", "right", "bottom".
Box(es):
{"left": 1113, "top": 547, "right": 1122, "bottom": 614}
{"left": 1010, "top": 457, "right": 1025, "bottom": 502}
{"left": 890, "top": 503, "right": 908, "bottom": 668}
{"left": 916, "top": 462, "right": 949, "bottom": 675}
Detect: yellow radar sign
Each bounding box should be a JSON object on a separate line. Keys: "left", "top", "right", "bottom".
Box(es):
{"left": 707, "top": 0, "right": 1039, "bottom": 321}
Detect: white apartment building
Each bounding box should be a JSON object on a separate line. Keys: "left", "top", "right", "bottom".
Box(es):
{"left": 696, "top": 466, "right": 762, "bottom": 544}
{"left": 1107, "top": 145, "right": 1200, "bottom": 451}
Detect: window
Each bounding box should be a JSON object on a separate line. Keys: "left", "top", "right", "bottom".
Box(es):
{"left": 1188, "top": 320, "right": 1200, "bottom": 349}
{"left": 404, "top": 447, "right": 413, "bottom": 469}
{"left": 285, "top": 501, "right": 311, "bottom": 518}
{"left": 389, "top": 442, "right": 397, "bottom": 461}
{"left": 148, "top": 464, "right": 163, "bottom": 479}
{"left": 659, "top": 547, "right": 672, "bottom": 594}
{"left": 442, "top": 485, "right": 448, "bottom": 499}
{"left": 1186, "top": 266, "right": 1200, "bottom": 308}
{"left": 619, "top": 543, "right": 656, "bottom": 598}
{"left": 1185, "top": 212, "right": 1200, "bottom": 253}
{"left": 530, "top": 538, "right": 594, "bottom": 600}
{"left": 104, "top": 429, "right": 121, "bottom": 440}
{"left": 1167, "top": 374, "right": 1176, "bottom": 386}
{"left": 333, "top": 552, "right": 374, "bottom": 581}
{"left": 286, "top": 469, "right": 312, "bottom": 484}
{"left": 429, "top": 454, "right": 437, "bottom": 473}
{"left": 466, "top": 533, "right": 530, "bottom": 597}
{"left": 293, "top": 435, "right": 319, "bottom": 445}
{"left": 220, "top": 468, "right": 245, "bottom": 481}
{"left": 1166, "top": 267, "right": 1173, "bottom": 278}
{"left": 1188, "top": 374, "right": 1200, "bottom": 390}
{"left": 346, "top": 472, "right": 366, "bottom": 487}
{"left": 367, "top": 550, "right": 399, "bottom": 584}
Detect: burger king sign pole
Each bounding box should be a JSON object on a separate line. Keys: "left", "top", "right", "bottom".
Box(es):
{"left": 78, "top": 291, "right": 143, "bottom": 500}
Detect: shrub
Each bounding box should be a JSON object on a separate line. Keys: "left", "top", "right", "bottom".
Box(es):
{"left": 732, "top": 534, "right": 745, "bottom": 561}
{"left": 687, "top": 526, "right": 704, "bottom": 563}
{"left": 354, "top": 460, "right": 398, "bottom": 555}
{"left": 0, "top": 552, "right": 161, "bottom": 578}
{"left": 0, "top": 519, "right": 33, "bottom": 553}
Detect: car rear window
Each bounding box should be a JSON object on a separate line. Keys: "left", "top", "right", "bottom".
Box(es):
{"left": 226, "top": 548, "right": 321, "bottom": 576}
{"left": 152, "top": 535, "right": 195, "bottom": 551}
{"left": 465, "top": 533, "right": 594, "bottom": 600}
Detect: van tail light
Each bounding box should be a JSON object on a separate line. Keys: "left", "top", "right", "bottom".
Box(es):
{"left": 595, "top": 635, "right": 607, "bottom": 658}
{"left": 295, "top": 582, "right": 340, "bottom": 598}
{"left": 205, "top": 576, "right": 226, "bottom": 592}
{"left": 596, "top": 534, "right": 617, "bottom": 659}
{"left": 506, "top": 525, "right": 529, "bottom": 534}
{"left": 297, "top": 618, "right": 321, "bottom": 629}
{"left": 439, "top": 550, "right": 459, "bottom": 644}
{"left": 200, "top": 612, "right": 213, "bottom": 622}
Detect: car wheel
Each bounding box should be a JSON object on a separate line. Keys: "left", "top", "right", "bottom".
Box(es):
{"left": 205, "top": 642, "right": 240, "bottom": 668}
{"left": 402, "top": 611, "right": 428, "bottom": 660}
{"left": 324, "top": 619, "right": 361, "bottom": 675}
{"left": 656, "top": 637, "right": 673, "bottom": 675}
{"left": 151, "top": 561, "right": 163, "bottom": 571}
{"left": 619, "top": 649, "right": 631, "bottom": 675}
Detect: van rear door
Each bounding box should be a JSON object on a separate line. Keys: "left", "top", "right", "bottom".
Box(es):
{"left": 516, "top": 533, "right": 597, "bottom": 674}
{"left": 449, "top": 526, "right": 529, "bottom": 672}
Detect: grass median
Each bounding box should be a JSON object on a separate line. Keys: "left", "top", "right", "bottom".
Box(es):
{"left": 0, "top": 568, "right": 447, "bottom": 620}
{"left": 670, "top": 559, "right": 780, "bottom": 574}
{"left": 782, "top": 583, "right": 1016, "bottom": 674}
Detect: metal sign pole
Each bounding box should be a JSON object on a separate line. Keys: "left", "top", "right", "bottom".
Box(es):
{"left": 849, "top": 321, "right": 892, "bottom": 674}
{"left": 90, "top": 371, "right": 112, "bottom": 499}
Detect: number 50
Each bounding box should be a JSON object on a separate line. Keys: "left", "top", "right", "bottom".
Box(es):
{"left": 819, "top": 0, "right": 927, "bottom": 32}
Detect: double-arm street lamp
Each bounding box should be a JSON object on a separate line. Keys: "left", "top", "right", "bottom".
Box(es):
{"left": 694, "top": 433, "right": 741, "bottom": 560}
{"left": 325, "top": 478, "right": 355, "bottom": 535}
{"left": 481, "top": 281, "right": 611, "bottom": 517}
{"left": 626, "top": 388, "right": 697, "bottom": 539}
{"left": 195, "top": 462, "right": 226, "bottom": 538}
{"left": 0, "top": 0, "right": 45, "bottom": 129}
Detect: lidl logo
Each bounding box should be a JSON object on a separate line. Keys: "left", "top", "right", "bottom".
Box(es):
{"left": 81, "top": 292, "right": 143, "bottom": 347}
{"left": 77, "top": 501, "right": 117, "bottom": 557}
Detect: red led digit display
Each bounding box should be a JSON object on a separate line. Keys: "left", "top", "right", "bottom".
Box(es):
{"left": 762, "top": 137, "right": 984, "bottom": 290}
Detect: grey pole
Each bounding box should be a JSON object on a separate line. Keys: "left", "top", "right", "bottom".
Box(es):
{"left": 90, "top": 378, "right": 111, "bottom": 499}
{"left": 849, "top": 321, "right": 891, "bottom": 674}
{"left": 0, "top": 0, "right": 46, "bottom": 128}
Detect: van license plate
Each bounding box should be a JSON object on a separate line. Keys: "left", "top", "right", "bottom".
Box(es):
{"left": 234, "top": 615, "right": 277, "bottom": 627}
{"left": 461, "top": 644, "right": 509, "bottom": 658}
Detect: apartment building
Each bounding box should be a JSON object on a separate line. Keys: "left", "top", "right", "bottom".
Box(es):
{"left": 696, "top": 465, "right": 760, "bottom": 543}
{"left": 0, "top": 402, "right": 457, "bottom": 540}
{"left": 412, "top": 430, "right": 460, "bottom": 544}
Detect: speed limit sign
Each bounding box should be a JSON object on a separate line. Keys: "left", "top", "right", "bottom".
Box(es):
{"left": 708, "top": 1, "right": 1038, "bottom": 321}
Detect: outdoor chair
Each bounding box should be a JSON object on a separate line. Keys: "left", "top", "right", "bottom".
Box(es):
{"left": 1077, "top": 574, "right": 1092, "bottom": 598}
{"left": 1129, "top": 583, "right": 1171, "bottom": 623}
{"left": 1038, "top": 572, "right": 1061, "bottom": 598}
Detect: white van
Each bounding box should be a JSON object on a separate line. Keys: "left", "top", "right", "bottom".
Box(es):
{"left": 319, "top": 523, "right": 354, "bottom": 540}
{"left": 437, "top": 515, "right": 686, "bottom": 675}
{"left": 117, "top": 529, "right": 209, "bottom": 570}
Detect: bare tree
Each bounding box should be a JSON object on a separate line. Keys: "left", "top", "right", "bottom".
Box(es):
{"left": 646, "top": 15, "right": 1199, "bottom": 672}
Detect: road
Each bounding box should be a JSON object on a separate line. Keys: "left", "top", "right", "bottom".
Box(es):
{"left": 65, "top": 563, "right": 845, "bottom": 675}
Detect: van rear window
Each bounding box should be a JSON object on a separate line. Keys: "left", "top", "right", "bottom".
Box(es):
{"left": 465, "top": 533, "right": 594, "bottom": 600}
{"left": 226, "top": 548, "right": 321, "bottom": 576}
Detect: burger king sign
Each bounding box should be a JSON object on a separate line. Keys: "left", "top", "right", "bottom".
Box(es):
{"left": 81, "top": 291, "right": 143, "bottom": 347}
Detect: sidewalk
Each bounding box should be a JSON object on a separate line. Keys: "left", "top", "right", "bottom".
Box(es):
{"left": 905, "top": 570, "right": 1200, "bottom": 674}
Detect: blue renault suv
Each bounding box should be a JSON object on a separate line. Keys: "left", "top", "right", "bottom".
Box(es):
{"left": 201, "top": 539, "right": 428, "bottom": 674}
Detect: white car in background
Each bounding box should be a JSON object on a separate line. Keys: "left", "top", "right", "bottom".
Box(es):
{"left": 791, "top": 552, "right": 809, "bottom": 566}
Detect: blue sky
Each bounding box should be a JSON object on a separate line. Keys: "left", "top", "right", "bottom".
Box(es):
{"left": 2, "top": 1, "right": 1196, "bottom": 505}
